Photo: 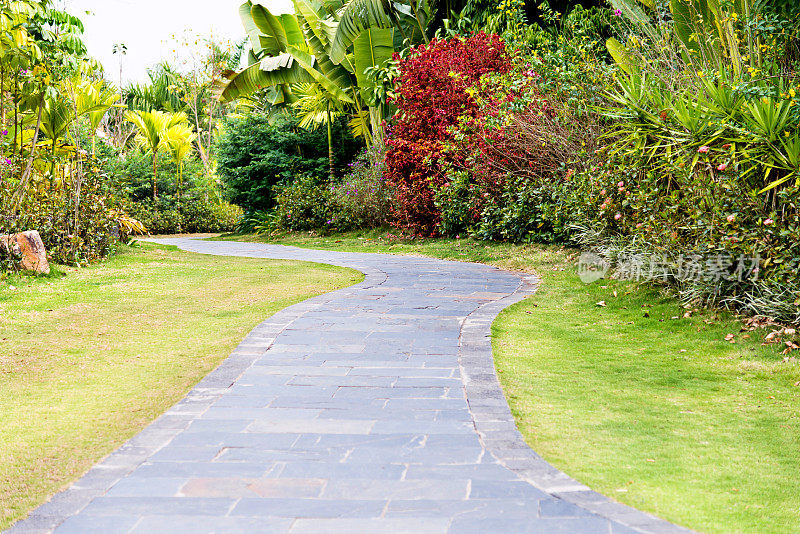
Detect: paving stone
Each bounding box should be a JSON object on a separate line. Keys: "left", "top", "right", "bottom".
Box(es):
{"left": 278, "top": 462, "right": 405, "bottom": 480}
{"left": 289, "top": 518, "right": 450, "bottom": 534}
{"left": 539, "top": 498, "right": 595, "bottom": 517}
{"left": 170, "top": 431, "right": 300, "bottom": 449}
{"left": 129, "top": 516, "right": 293, "bottom": 534}
{"left": 386, "top": 499, "right": 538, "bottom": 518}
{"left": 104, "top": 477, "right": 186, "bottom": 497}
{"left": 469, "top": 479, "right": 551, "bottom": 500}
{"left": 246, "top": 418, "right": 375, "bottom": 435}
{"left": 230, "top": 498, "right": 386, "bottom": 518}
{"left": 447, "top": 516, "right": 613, "bottom": 533}
{"left": 321, "top": 479, "right": 469, "bottom": 500}
{"left": 52, "top": 516, "right": 140, "bottom": 534}
{"left": 9, "top": 239, "right": 689, "bottom": 534}
{"left": 132, "top": 462, "right": 271, "bottom": 478}
{"left": 404, "top": 464, "right": 520, "bottom": 481}
{"left": 78, "top": 497, "right": 235, "bottom": 516}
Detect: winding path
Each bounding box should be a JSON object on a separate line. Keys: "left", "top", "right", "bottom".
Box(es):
{"left": 9, "top": 238, "right": 690, "bottom": 534}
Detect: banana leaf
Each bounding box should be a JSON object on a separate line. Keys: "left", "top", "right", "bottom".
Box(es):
{"left": 354, "top": 27, "right": 393, "bottom": 104}
{"left": 213, "top": 54, "right": 315, "bottom": 102}
{"left": 328, "top": 0, "right": 395, "bottom": 64}
{"left": 287, "top": 45, "right": 354, "bottom": 103}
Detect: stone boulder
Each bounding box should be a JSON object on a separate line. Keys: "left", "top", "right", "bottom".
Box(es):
{"left": 0, "top": 230, "right": 50, "bottom": 274}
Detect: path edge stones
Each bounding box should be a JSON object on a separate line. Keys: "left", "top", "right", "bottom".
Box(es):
{"left": 459, "top": 272, "right": 694, "bottom": 534}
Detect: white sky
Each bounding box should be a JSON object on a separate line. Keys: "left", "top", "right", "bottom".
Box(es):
{"left": 64, "top": 0, "right": 293, "bottom": 86}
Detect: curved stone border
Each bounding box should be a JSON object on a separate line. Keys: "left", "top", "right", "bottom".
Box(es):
{"left": 459, "top": 274, "right": 693, "bottom": 534}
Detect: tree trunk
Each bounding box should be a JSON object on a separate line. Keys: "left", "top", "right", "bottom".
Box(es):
{"left": 1, "top": 65, "right": 5, "bottom": 127}
{"left": 13, "top": 73, "right": 18, "bottom": 155}
{"left": 10, "top": 94, "right": 44, "bottom": 214}
{"left": 73, "top": 158, "right": 83, "bottom": 242}
{"left": 327, "top": 106, "right": 334, "bottom": 182}
{"left": 411, "top": 2, "right": 430, "bottom": 44}
{"left": 177, "top": 162, "right": 183, "bottom": 233}
{"left": 50, "top": 138, "right": 57, "bottom": 184}
{"left": 369, "top": 106, "right": 384, "bottom": 154}
{"left": 152, "top": 153, "right": 158, "bottom": 200}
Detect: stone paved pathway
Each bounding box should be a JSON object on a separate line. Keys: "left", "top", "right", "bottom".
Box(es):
{"left": 8, "top": 238, "right": 691, "bottom": 534}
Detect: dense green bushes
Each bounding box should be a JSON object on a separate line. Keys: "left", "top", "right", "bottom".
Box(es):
{"left": 374, "top": 3, "right": 800, "bottom": 322}
{"left": 243, "top": 148, "right": 392, "bottom": 235}
{"left": 271, "top": 176, "right": 334, "bottom": 232}
{"left": 126, "top": 199, "right": 242, "bottom": 235}
{"left": 109, "top": 149, "right": 240, "bottom": 234}
{"left": 329, "top": 148, "right": 392, "bottom": 231}
{"left": 215, "top": 113, "right": 361, "bottom": 213}
{"left": 1, "top": 155, "right": 123, "bottom": 265}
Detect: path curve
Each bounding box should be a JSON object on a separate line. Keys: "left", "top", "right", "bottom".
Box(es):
{"left": 8, "top": 238, "right": 691, "bottom": 534}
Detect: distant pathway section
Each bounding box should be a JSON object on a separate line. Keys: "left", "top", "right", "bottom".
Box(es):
{"left": 8, "top": 238, "right": 691, "bottom": 534}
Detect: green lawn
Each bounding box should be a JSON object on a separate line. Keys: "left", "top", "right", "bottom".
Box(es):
{"left": 224, "top": 229, "right": 800, "bottom": 534}
{"left": 0, "top": 241, "right": 360, "bottom": 529}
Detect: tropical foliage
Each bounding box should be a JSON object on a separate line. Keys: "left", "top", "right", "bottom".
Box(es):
{"left": 214, "top": 0, "right": 433, "bottom": 156}
{"left": 212, "top": 0, "right": 799, "bottom": 324}
{"left": 0, "top": 0, "right": 128, "bottom": 264}
{"left": 1, "top": 3, "right": 245, "bottom": 269}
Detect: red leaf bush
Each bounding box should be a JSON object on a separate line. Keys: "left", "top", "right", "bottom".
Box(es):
{"left": 383, "top": 32, "right": 509, "bottom": 235}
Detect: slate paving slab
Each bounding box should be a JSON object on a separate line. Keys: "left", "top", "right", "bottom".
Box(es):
{"left": 6, "top": 238, "right": 693, "bottom": 534}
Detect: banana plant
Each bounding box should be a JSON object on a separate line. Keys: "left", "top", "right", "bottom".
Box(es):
{"left": 215, "top": 0, "right": 430, "bottom": 154}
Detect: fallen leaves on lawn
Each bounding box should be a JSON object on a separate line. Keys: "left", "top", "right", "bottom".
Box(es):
{"left": 762, "top": 327, "right": 800, "bottom": 355}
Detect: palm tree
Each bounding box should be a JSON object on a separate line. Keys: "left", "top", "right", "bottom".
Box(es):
{"left": 164, "top": 122, "right": 197, "bottom": 220}
{"left": 72, "top": 78, "right": 122, "bottom": 155}
{"left": 124, "top": 110, "right": 187, "bottom": 199}
{"left": 125, "top": 63, "right": 184, "bottom": 113}
{"left": 112, "top": 43, "right": 127, "bottom": 92}
{"left": 292, "top": 84, "right": 345, "bottom": 181}
{"left": 37, "top": 78, "right": 119, "bottom": 180}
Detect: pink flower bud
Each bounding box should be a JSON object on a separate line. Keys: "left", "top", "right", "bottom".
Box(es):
{"left": 698, "top": 146, "right": 710, "bottom": 153}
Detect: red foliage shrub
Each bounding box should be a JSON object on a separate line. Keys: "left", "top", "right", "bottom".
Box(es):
{"left": 384, "top": 32, "right": 509, "bottom": 235}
